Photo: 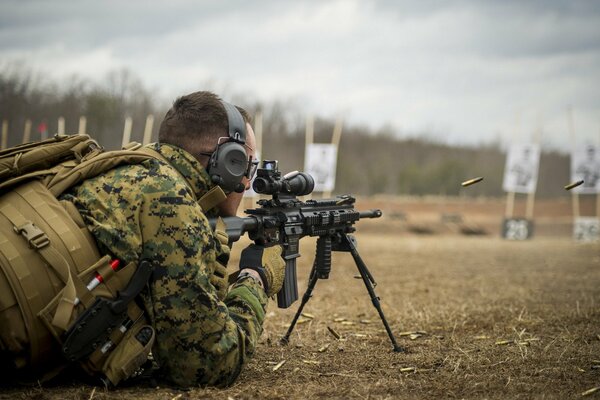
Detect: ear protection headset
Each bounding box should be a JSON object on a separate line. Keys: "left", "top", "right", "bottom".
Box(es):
{"left": 206, "top": 101, "right": 249, "bottom": 193}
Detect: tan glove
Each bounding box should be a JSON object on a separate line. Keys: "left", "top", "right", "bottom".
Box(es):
{"left": 239, "top": 244, "right": 285, "bottom": 297}
{"left": 210, "top": 218, "right": 230, "bottom": 300}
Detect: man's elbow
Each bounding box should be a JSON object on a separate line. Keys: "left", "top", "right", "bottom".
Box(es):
{"left": 164, "top": 343, "right": 245, "bottom": 388}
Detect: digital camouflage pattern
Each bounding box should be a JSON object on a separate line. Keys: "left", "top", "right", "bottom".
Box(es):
{"left": 60, "top": 143, "right": 268, "bottom": 387}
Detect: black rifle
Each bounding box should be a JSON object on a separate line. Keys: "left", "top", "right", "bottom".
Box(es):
{"left": 211, "top": 160, "right": 402, "bottom": 352}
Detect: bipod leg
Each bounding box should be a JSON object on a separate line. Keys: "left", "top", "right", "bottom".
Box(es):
{"left": 280, "top": 264, "right": 319, "bottom": 345}
{"left": 342, "top": 234, "right": 403, "bottom": 352}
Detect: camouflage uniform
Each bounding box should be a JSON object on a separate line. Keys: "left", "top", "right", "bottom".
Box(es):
{"left": 60, "top": 143, "right": 268, "bottom": 387}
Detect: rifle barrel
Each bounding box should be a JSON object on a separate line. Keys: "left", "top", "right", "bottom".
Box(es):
{"left": 359, "top": 209, "right": 383, "bottom": 219}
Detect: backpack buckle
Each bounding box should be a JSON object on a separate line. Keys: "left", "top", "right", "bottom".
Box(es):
{"left": 72, "top": 140, "right": 102, "bottom": 162}
{"left": 14, "top": 222, "right": 50, "bottom": 249}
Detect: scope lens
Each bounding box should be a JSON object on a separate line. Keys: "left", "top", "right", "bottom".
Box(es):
{"left": 252, "top": 178, "right": 269, "bottom": 193}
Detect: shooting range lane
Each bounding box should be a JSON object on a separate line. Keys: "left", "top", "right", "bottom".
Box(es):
{"left": 19, "top": 231, "right": 594, "bottom": 399}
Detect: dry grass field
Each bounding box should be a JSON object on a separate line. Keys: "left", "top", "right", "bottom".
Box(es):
{"left": 1, "top": 197, "right": 599, "bottom": 399}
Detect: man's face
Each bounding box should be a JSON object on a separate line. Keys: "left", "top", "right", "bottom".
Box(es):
{"left": 216, "top": 122, "right": 257, "bottom": 216}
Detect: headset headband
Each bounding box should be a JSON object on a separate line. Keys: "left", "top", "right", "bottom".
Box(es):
{"left": 221, "top": 100, "right": 246, "bottom": 144}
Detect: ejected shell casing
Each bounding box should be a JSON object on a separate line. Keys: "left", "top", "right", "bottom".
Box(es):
{"left": 582, "top": 387, "right": 600, "bottom": 397}
{"left": 461, "top": 177, "right": 484, "bottom": 187}
{"left": 302, "top": 359, "right": 321, "bottom": 365}
{"left": 327, "top": 326, "right": 341, "bottom": 340}
{"left": 399, "top": 331, "right": 417, "bottom": 336}
{"left": 564, "top": 180, "right": 584, "bottom": 190}
{"left": 272, "top": 360, "right": 286, "bottom": 371}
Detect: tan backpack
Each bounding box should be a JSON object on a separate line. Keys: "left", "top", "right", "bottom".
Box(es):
{"left": 0, "top": 134, "right": 164, "bottom": 385}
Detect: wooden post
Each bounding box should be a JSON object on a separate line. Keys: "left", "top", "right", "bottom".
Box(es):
{"left": 572, "top": 192, "right": 580, "bottom": 218}
{"left": 304, "top": 115, "right": 314, "bottom": 199}
{"left": 78, "top": 116, "right": 87, "bottom": 135}
{"left": 505, "top": 191, "right": 515, "bottom": 218}
{"left": 323, "top": 116, "right": 343, "bottom": 198}
{"left": 504, "top": 111, "right": 520, "bottom": 222}
{"left": 305, "top": 115, "right": 314, "bottom": 149}
{"left": 596, "top": 129, "right": 600, "bottom": 219}
{"left": 244, "top": 111, "right": 263, "bottom": 210}
{"left": 567, "top": 106, "right": 578, "bottom": 224}
{"left": 525, "top": 192, "right": 535, "bottom": 219}
{"left": 122, "top": 117, "right": 133, "bottom": 148}
{"left": 525, "top": 113, "right": 543, "bottom": 220}
{"left": 22, "top": 119, "right": 32, "bottom": 143}
{"left": 331, "top": 116, "right": 343, "bottom": 148}
{"left": 142, "top": 115, "right": 154, "bottom": 145}
{"left": 1, "top": 120, "right": 8, "bottom": 149}
{"left": 58, "top": 117, "right": 65, "bottom": 135}
{"left": 255, "top": 110, "right": 263, "bottom": 161}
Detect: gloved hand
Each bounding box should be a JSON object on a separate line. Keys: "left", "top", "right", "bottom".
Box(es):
{"left": 210, "top": 218, "right": 230, "bottom": 300}
{"left": 239, "top": 244, "right": 285, "bottom": 297}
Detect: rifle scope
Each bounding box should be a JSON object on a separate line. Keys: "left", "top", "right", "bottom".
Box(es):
{"left": 252, "top": 160, "right": 315, "bottom": 196}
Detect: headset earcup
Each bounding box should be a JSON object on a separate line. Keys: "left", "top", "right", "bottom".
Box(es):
{"left": 207, "top": 142, "right": 248, "bottom": 193}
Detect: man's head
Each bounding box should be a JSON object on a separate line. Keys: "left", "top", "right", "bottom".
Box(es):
{"left": 159, "top": 91, "right": 257, "bottom": 216}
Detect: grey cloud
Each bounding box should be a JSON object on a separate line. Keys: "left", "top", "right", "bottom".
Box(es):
{"left": 0, "top": 0, "right": 599, "bottom": 148}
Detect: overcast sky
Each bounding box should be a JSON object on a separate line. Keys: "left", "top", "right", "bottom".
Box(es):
{"left": 1, "top": 0, "right": 599, "bottom": 149}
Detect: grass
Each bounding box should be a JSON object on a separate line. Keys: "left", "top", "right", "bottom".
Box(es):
{"left": 2, "top": 234, "right": 599, "bottom": 399}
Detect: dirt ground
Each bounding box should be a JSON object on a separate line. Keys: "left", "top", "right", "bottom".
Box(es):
{"left": 2, "top": 197, "right": 599, "bottom": 399}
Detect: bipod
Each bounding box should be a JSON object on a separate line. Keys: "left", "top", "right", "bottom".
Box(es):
{"left": 280, "top": 233, "right": 403, "bottom": 352}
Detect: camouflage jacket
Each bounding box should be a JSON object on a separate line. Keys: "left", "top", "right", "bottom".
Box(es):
{"left": 60, "top": 143, "right": 268, "bottom": 387}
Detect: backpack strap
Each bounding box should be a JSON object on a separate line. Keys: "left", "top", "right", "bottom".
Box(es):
{"left": 45, "top": 150, "right": 158, "bottom": 197}
{"left": 0, "top": 203, "right": 92, "bottom": 330}
{"left": 0, "top": 229, "right": 48, "bottom": 366}
{"left": 0, "top": 135, "right": 93, "bottom": 184}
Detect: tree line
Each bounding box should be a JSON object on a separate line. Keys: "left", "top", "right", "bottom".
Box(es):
{"left": 0, "top": 63, "right": 569, "bottom": 197}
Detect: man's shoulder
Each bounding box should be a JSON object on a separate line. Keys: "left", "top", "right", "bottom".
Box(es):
{"left": 85, "top": 157, "right": 189, "bottom": 191}
{"left": 67, "top": 156, "right": 198, "bottom": 211}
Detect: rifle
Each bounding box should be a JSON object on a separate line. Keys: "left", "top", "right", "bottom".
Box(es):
{"left": 211, "top": 160, "right": 402, "bottom": 352}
